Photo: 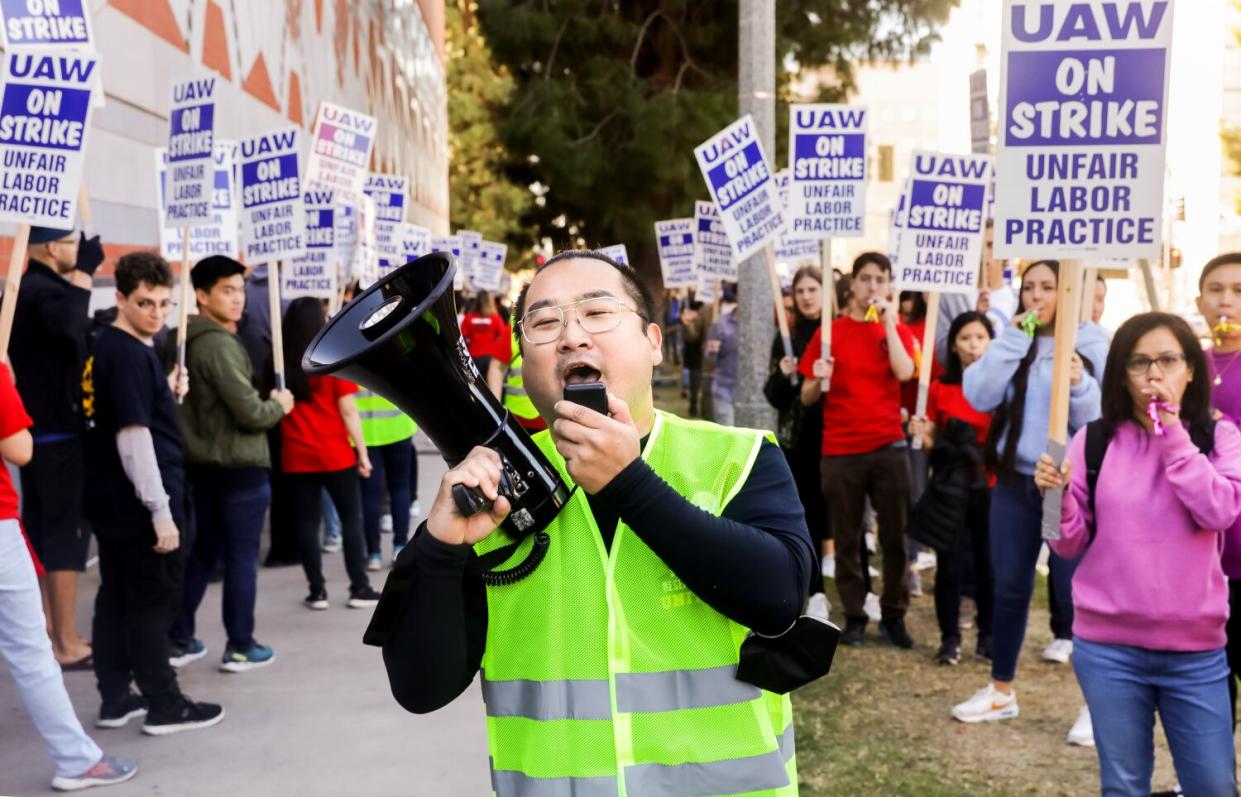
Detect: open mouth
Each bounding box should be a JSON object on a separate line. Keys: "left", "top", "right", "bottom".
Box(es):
{"left": 563, "top": 363, "right": 603, "bottom": 385}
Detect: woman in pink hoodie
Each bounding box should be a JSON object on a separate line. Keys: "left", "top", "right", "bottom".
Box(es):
{"left": 1036, "top": 312, "right": 1241, "bottom": 797}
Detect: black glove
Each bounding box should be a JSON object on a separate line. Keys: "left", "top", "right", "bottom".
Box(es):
{"left": 75, "top": 233, "right": 105, "bottom": 276}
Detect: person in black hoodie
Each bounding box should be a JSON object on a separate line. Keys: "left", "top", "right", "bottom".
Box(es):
{"left": 765, "top": 265, "right": 831, "bottom": 616}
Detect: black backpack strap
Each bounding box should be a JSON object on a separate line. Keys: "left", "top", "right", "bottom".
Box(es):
{"left": 1084, "top": 420, "right": 1110, "bottom": 546}
{"left": 1189, "top": 419, "right": 1217, "bottom": 457}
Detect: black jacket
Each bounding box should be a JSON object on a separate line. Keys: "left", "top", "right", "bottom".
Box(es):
{"left": 10, "top": 259, "right": 92, "bottom": 436}
{"left": 763, "top": 316, "right": 822, "bottom": 453}
{"left": 908, "top": 418, "right": 988, "bottom": 553}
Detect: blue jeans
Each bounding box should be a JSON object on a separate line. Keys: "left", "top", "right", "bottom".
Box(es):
{"left": 361, "top": 439, "right": 415, "bottom": 554}
{"left": 1074, "top": 638, "right": 1236, "bottom": 797}
{"left": 0, "top": 519, "right": 102, "bottom": 777}
{"left": 989, "top": 476, "right": 1077, "bottom": 682}
{"left": 174, "top": 478, "right": 271, "bottom": 651}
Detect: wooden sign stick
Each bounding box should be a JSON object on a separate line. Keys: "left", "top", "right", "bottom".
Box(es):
{"left": 0, "top": 224, "right": 32, "bottom": 360}
{"left": 1040, "top": 258, "right": 1082, "bottom": 540}
{"left": 819, "top": 238, "right": 833, "bottom": 391}
{"left": 763, "top": 244, "right": 793, "bottom": 361}
{"left": 1079, "top": 266, "right": 1098, "bottom": 325}
{"left": 77, "top": 182, "right": 94, "bottom": 237}
{"left": 176, "top": 227, "right": 193, "bottom": 402}
{"left": 268, "top": 260, "right": 285, "bottom": 391}
{"left": 910, "top": 292, "right": 941, "bottom": 451}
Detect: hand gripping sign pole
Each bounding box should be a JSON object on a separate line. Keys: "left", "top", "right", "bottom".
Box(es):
{"left": 910, "top": 293, "right": 942, "bottom": 452}
{"left": 1040, "top": 260, "right": 1082, "bottom": 540}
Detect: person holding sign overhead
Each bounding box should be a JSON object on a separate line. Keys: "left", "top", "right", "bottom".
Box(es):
{"left": 799, "top": 252, "right": 916, "bottom": 649}
{"left": 951, "top": 260, "right": 1107, "bottom": 741}
{"left": 11, "top": 225, "right": 104, "bottom": 671}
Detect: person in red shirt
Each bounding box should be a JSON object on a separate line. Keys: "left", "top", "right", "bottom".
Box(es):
{"left": 280, "top": 298, "right": 381, "bottom": 611}
{"left": 908, "top": 311, "right": 996, "bottom": 666}
{"left": 800, "top": 252, "right": 916, "bottom": 648}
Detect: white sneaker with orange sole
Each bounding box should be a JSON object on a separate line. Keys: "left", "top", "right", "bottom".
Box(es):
{"left": 952, "top": 684, "right": 1020, "bottom": 723}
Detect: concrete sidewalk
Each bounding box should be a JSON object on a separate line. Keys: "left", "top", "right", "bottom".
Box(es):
{"left": 0, "top": 446, "right": 491, "bottom": 797}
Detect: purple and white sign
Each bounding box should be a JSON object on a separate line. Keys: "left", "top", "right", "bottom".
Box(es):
{"left": 155, "top": 142, "right": 238, "bottom": 261}
{"left": 305, "top": 102, "right": 376, "bottom": 201}
{"left": 654, "top": 218, "right": 696, "bottom": 289}
{"left": 774, "top": 170, "right": 821, "bottom": 266}
{"left": 476, "top": 241, "right": 507, "bottom": 293}
{"left": 1, "top": 0, "right": 92, "bottom": 48}
{"left": 787, "top": 104, "right": 866, "bottom": 238}
{"left": 283, "top": 191, "right": 338, "bottom": 300}
{"left": 401, "top": 223, "right": 431, "bottom": 263}
{"left": 239, "top": 126, "right": 306, "bottom": 263}
{"left": 364, "top": 173, "right": 407, "bottom": 276}
{"left": 457, "top": 230, "right": 482, "bottom": 289}
{"left": 599, "top": 244, "right": 629, "bottom": 266}
{"left": 431, "top": 235, "right": 464, "bottom": 290}
{"left": 994, "top": 0, "right": 1174, "bottom": 259}
{"left": 692, "top": 200, "right": 735, "bottom": 280}
{"left": 894, "top": 151, "right": 992, "bottom": 294}
{"left": 165, "top": 77, "right": 217, "bottom": 225}
{"left": 888, "top": 186, "right": 909, "bottom": 267}
{"left": 693, "top": 115, "right": 783, "bottom": 261}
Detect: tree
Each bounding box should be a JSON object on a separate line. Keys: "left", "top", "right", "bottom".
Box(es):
{"left": 447, "top": 0, "right": 536, "bottom": 253}
{"left": 475, "top": 0, "right": 958, "bottom": 286}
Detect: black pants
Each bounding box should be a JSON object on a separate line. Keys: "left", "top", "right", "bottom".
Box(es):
{"left": 265, "top": 428, "right": 300, "bottom": 565}
{"left": 785, "top": 443, "right": 826, "bottom": 596}
{"left": 1228, "top": 579, "right": 1241, "bottom": 728}
{"left": 1046, "top": 556, "right": 1074, "bottom": 640}
{"left": 933, "top": 488, "right": 994, "bottom": 645}
{"left": 290, "top": 468, "right": 369, "bottom": 594}
{"left": 92, "top": 524, "right": 183, "bottom": 711}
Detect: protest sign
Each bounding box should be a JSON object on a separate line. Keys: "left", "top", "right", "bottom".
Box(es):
{"left": 165, "top": 77, "right": 216, "bottom": 226}
{"left": 0, "top": 0, "right": 93, "bottom": 48}
{"left": 773, "top": 170, "right": 821, "bottom": 266}
{"left": 994, "top": 0, "right": 1174, "bottom": 260}
{"left": 599, "top": 244, "right": 629, "bottom": 266}
{"left": 305, "top": 101, "right": 376, "bottom": 200}
{"left": 155, "top": 143, "right": 239, "bottom": 260}
{"left": 431, "top": 235, "right": 464, "bottom": 290}
{"left": 456, "top": 230, "right": 483, "bottom": 291}
{"left": 787, "top": 104, "right": 866, "bottom": 238}
{"left": 970, "top": 69, "right": 991, "bottom": 155}
{"left": 654, "top": 218, "right": 696, "bottom": 290}
{"left": 351, "top": 195, "right": 379, "bottom": 289}
{"left": 476, "top": 241, "right": 508, "bottom": 293}
{"left": 364, "top": 173, "right": 407, "bottom": 277}
{"left": 893, "top": 151, "right": 992, "bottom": 293}
{"left": 693, "top": 115, "right": 783, "bottom": 261}
{"left": 239, "top": 125, "right": 306, "bottom": 263}
{"left": 282, "top": 191, "right": 337, "bottom": 300}
{"left": 401, "top": 223, "right": 431, "bottom": 264}
{"left": 693, "top": 200, "right": 735, "bottom": 280}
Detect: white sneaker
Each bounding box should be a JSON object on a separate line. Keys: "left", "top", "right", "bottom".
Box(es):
{"left": 1067, "top": 705, "right": 1095, "bottom": 747}
{"left": 868, "top": 565, "right": 880, "bottom": 578}
{"left": 863, "top": 592, "right": 882, "bottom": 622}
{"left": 807, "top": 592, "right": 831, "bottom": 621}
{"left": 379, "top": 513, "right": 393, "bottom": 533}
{"left": 821, "top": 554, "right": 836, "bottom": 579}
{"left": 1042, "top": 638, "right": 1074, "bottom": 664}
{"left": 409, "top": 500, "right": 422, "bottom": 519}
{"left": 865, "top": 532, "right": 877, "bottom": 553}
{"left": 915, "top": 551, "right": 937, "bottom": 571}
{"left": 321, "top": 534, "right": 342, "bottom": 553}
{"left": 952, "top": 684, "right": 1020, "bottom": 723}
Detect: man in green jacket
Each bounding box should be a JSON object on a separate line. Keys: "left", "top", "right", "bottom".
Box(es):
{"left": 170, "top": 256, "right": 294, "bottom": 673}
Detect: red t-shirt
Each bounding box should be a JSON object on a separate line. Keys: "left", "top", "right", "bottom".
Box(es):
{"left": 0, "top": 363, "right": 31, "bottom": 520}
{"left": 281, "top": 376, "right": 360, "bottom": 473}
{"left": 462, "top": 313, "right": 508, "bottom": 361}
{"left": 899, "top": 318, "right": 942, "bottom": 416}
{"left": 799, "top": 317, "right": 916, "bottom": 456}
{"left": 926, "top": 381, "right": 990, "bottom": 446}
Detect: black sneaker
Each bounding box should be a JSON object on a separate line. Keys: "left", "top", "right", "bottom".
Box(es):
{"left": 878, "top": 618, "right": 915, "bottom": 649}
{"left": 141, "top": 696, "right": 224, "bottom": 736}
{"left": 304, "top": 588, "right": 329, "bottom": 611}
{"left": 975, "top": 634, "right": 993, "bottom": 661}
{"left": 841, "top": 617, "right": 867, "bottom": 648}
{"left": 96, "top": 692, "right": 148, "bottom": 728}
{"left": 347, "top": 586, "right": 382, "bottom": 609}
{"left": 935, "top": 639, "right": 962, "bottom": 666}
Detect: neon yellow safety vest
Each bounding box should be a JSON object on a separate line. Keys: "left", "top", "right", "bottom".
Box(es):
{"left": 355, "top": 388, "right": 416, "bottom": 448}
{"left": 502, "top": 335, "right": 539, "bottom": 422}
{"left": 475, "top": 411, "right": 797, "bottom": 797}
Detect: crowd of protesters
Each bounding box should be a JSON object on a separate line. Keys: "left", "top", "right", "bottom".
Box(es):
{"left": 5, "top": 220, "right": 1241, "bottom": 796}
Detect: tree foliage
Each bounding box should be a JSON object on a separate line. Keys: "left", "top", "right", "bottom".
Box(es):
{"left": 475, "top": 0, "right": 958, "bottom": 281}
{"left": 447, "top": 0, "right": 536, "bottom": 250}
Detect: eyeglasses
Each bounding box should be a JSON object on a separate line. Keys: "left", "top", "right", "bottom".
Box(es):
{"left": 133, "top": 298, "right": 173, "bottom": 312}
{"left": 519, "top": 295, "right": 645, "bottom": 345}
{"left": 1125, "top": 353, "right": 1187, "bottom": 375}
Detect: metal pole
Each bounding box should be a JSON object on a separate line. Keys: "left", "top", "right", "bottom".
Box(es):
{"left": 734, "top": 0, "right": 777, "bottom": 430}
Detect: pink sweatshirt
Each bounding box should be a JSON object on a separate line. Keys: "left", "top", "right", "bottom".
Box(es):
{"left": 1051, "top": 420, "right": 1241, "bottom": 651}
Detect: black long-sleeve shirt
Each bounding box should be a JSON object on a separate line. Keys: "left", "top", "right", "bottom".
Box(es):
{"left": 383, "top": 439, "right": 813, "bottom": 714}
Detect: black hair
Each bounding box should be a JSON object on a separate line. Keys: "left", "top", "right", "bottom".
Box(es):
{"left": 513, "top": 249, "right": 656, "bottom": 353}
{"left": 985, "top": 259, "right": 1062, "bottom": 476}
{"left": 1199, "top": 253, "right": 1241, "bottom": 291}
{"left": 940, "top": 311, "right": 994, "bottom": 386}
{"left": 115, "top": 251, "right": 173, "bottom": 297}
{"left": 191, "top": 254, "right": 246, "bottom": 293}
{"left": 899, "top": 291, "right": 927, "bottom": 324}
{"left": 1100, "top": 313, "right": 1211, "bottom": 437}
{"left": 834, "top": 273, "right": 853, "bottom": 313}
{"left": 282, "top": 297, "right": 327, "bottom": 402}
{"left": 790, "top": 265, "right": 823, "bottom": 325}
{"left": 851, "top": 251, "right": 892, "bottom": 278}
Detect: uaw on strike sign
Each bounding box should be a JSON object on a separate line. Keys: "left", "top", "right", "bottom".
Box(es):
{"left": 694, "top": 115, "right": 783, "bottom": 261}
{"left": 894, "top": 152, "right": 992, "bottom": 293}
{"left": 0, "top": 50, "right": 97, "bottom": 227}
{"left": 787, "top": 104, "right": 867, "bottom": 238}
{"left": 165, "top": 77, "right": 216, "bottom": 225}
{"left": 305, "top": 102, "right": 376, "bottom": 200}
{"left": 994, "top": 0, "right": 1174, "bottom": 259}
{"left": 0, "top": 0, "right": 92, "bottom": 48}
{"left": 239, "top": 126, "right": 305, "bottom": 263}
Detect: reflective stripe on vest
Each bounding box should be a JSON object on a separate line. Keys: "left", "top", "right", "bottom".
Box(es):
{"left": 476, "top": 411, "right": 796, "bottom": 796}
{"left": 355, "top": 389, "right": 416, "bottom": 446}
{"left": 359, "top": 407, "right": 404, "bottom": 421}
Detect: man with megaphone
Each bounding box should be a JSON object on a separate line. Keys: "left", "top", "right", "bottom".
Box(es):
{"left": 382, "top": 251, "right": 829, "bottom": 796}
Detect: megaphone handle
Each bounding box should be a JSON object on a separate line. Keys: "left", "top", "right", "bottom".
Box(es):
{"left": 453, "top": 483, "right": 491, "bottom": 517}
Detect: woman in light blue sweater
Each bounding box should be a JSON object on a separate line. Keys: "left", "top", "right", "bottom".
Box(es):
{"left": 951, "top": 260, "right": 1108, "bottom": 738}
